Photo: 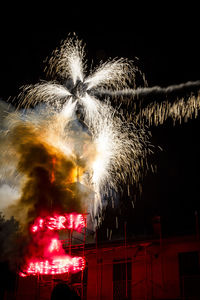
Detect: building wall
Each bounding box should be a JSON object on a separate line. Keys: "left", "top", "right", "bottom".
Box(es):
{"left": 15, "top": 235, "right": 200, "bottom": 300}
{"left": 86, "top": 236, "right": 200, "bottom": 300}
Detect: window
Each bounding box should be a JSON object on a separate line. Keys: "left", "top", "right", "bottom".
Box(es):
{"left": 179, "top": 251, "right": 199, "bottom": 276}
{"left": 113, "top": 259, "right": 132, "bottom": 300}
{"left": 179, "top": 251, "right": 200, "bottom": 298}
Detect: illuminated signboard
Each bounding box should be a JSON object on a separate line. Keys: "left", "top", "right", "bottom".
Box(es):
{"left": 20, "top": 213, "right": 87, "bottom": 277}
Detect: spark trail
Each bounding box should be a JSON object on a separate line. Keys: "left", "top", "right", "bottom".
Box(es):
{"left": 94, "top": 81, "right": 200, "bottom": 125}
{"left": 1, "top": 34, "right": 200, "bottom": 232}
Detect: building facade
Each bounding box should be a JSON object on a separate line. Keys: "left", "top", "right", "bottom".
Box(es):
{"left": 14, "top": 234, "right": 200, "bottom": 300}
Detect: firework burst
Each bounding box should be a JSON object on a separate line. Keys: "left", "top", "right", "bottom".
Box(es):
{"left": 1, "top": 34, "right": 200, "bottom": 230}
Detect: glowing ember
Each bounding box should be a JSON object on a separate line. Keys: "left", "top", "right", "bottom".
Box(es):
{"left": 31, "top": 213, "right": 86, "bottom": 233}
{"left": 21, "top": 256, "right": 86, "bottom": 276}
{"left": 50, "top": 157, "right": 56, "bottom": 183}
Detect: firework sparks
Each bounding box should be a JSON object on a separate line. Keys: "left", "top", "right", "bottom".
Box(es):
{"left": 1, "top": 34, "right": 200, "bottom": 235}
{"left": 0, "top": 36, "right": 152, "bottom": 231}
{"left": 95, "top": 81, "right": 200, "bottom": 125}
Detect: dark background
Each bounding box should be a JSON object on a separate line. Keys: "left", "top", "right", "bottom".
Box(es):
{"left": 0, "top": 4, "right": 200, "bottom": 238}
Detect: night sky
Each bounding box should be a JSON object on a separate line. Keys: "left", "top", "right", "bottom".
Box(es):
{"left": 0, "top": 5, "right": 200, "bottom": 238}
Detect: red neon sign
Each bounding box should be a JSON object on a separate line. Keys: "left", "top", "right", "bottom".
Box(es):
{"left": 20, "top": 256, "right": 86, "bottom": 276}
{"left": 48, "top": 238, "right": 62, "bottom": 253}
{"left": 31, "top": 213, "right": 86, "bottom": 233}
{"left": 20, "top": 212, "right": 87, "bottom": 277}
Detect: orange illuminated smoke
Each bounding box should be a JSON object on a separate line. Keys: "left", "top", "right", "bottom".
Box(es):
{"left": 50, "top": 157, "right": 56, "bottom": 183}
{"left": 31, "top": 213, "right": 86, "bottom": 233}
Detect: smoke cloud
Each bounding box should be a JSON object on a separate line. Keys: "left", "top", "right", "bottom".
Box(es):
{"left": 94, "top": 80, "right": 200, "bottom": 103}
{"left": 0, "top": 100, "right": 96, "bottom": 269}
{"left": 1, "top": 110, "right": 94, "bottom": 224}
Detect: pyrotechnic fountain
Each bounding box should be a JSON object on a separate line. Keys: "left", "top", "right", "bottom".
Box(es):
{"left": 0, "top": 34, "right": 200, "bottom": 283}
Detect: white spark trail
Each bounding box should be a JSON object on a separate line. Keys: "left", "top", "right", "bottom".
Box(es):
{"left": 45, "top": 36, "right": 86, "bottom": 83}
{"left": 136, "top": 94, "right": 200, "bottom": 126}
{"left": 19, "top": 82, "right": 71, "bottom": 108}
{"left": 85, "top": 58, "right": 134, "bottom": 90}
